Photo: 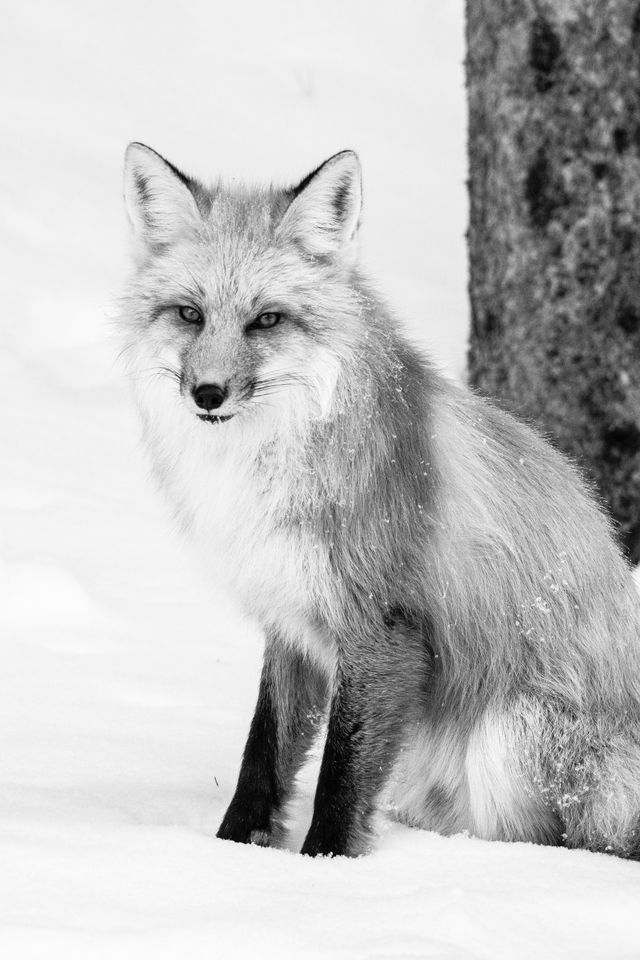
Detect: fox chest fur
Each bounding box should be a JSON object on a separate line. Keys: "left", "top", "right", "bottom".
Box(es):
{"left": 143, "top": 404, "right": 339, "bottom": 664}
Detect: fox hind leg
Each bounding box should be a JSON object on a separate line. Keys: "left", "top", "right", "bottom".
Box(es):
{"left": 556, "top": 730, "right": 640, "bottom": 860}
{"left": 387, "top": 700, "right": 564, "bottom": 846}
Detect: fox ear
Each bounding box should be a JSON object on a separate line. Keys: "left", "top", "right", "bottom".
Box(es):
{"left": 123, "top": 142, "right": 201, "bottom": 247}
{"left": 279, "top": 151, "right": 362, "bottom": 259}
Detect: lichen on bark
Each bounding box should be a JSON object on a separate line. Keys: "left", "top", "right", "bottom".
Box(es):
{"left": 467, "top": 0, "right": 640, "bottom": 562}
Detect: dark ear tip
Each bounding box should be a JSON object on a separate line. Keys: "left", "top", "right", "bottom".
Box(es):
{"left": 125, "top": 142, "right": 161, "bottom": 164}
{"left": 291, "top": 150, "right": 362, "bottom": 200}
{"left": 125, "top": 142, "right": 146, "bottom": 163}
{"left": 330, "top": 149, "right": 360, "bottom": 167}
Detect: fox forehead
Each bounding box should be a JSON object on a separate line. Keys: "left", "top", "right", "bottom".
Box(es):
{"left": 140, "top": 186, "right": 319, "bottom": 319}
{"left": 201, "top": 183, "right": 290, "bottom": 238}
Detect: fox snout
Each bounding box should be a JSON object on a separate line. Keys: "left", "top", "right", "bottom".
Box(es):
{"left": 188, "top": 379, "right": 238, "bottom": 423}
{"left": 192, "top": 382, "right": 227, "bottom": 412}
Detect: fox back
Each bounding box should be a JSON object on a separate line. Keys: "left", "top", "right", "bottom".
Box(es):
{"left": 120, "top": 144, "right": 640, "bottom": 859}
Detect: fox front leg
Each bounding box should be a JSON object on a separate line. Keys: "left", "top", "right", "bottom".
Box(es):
{"left": 217, "top": 640, "right": 328, "bottom": 847}
{"left": 301, "top": 617, "right": 433, "bottom": 857}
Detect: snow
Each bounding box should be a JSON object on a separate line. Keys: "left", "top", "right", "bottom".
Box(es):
{"left": 2, "top": 1, "right": 640, "bottom": 957}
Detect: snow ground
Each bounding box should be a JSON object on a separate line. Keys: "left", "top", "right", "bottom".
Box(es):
{"left": 2, "top": 1, "right": 640, "bottom": 958}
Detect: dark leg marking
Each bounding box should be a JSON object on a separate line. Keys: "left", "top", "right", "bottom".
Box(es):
{"left": 217, "top": 639, "right": 329, "bottom": 847}
{"left": 301, "top": 610, "right": 434, "bottom": 857}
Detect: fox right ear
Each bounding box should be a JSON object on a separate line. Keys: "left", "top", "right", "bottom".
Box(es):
{"left": 123, "top": 143, "right": 201, "bottom": 247}
{"left": 278, "top": 151, "right": 362, "bottom": 261}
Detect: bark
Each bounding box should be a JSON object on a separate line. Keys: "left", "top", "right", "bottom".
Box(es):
{"left": 467, "top": 0, "right": 640, "bottom": 562}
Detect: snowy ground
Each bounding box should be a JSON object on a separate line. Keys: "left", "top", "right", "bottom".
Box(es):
{"left": 2, "top": 2, "right": 640, "bottom": 958}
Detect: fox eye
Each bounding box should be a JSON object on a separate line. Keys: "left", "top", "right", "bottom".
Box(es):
{"left": 178, "top": 305, "right": 203, "bottom": 325}
{"left": 248, "top": 311, "right": 281, "bottom": 331}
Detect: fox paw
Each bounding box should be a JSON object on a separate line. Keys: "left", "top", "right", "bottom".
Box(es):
{"left": 217, "top": 797, "right": 273, "bottom": 847}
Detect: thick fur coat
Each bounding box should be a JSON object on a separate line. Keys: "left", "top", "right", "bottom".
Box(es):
{"left": 120, "top": 143, "right": 640, "bottom": 858}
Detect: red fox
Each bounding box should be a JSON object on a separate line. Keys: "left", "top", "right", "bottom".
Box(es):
{"left": 120, "top": 142, "right": 640, "bottom": 858}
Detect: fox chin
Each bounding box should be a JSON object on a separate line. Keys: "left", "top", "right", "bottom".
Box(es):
{"left": 119, "top": 142, "right": 640, "bottom": 860}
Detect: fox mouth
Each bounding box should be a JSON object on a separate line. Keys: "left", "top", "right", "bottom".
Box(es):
{"left": 197, "top": 414, "right": 234, "bottom": 425}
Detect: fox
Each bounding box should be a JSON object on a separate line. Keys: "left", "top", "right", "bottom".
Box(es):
{"left": 119, "top": 142, "right": 640, "bottom": 859}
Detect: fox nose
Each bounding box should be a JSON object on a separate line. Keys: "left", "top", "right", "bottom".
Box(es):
{"left": 193, "top": 382, "right": 227, "bottom": 411}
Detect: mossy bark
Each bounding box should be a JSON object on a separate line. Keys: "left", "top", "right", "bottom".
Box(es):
{"left": 466, "top": 0, "right": 640, "bottom": 562}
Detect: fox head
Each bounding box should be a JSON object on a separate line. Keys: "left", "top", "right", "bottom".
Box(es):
{"left": 120, "top": 143, "right": 366, "bottom": 437}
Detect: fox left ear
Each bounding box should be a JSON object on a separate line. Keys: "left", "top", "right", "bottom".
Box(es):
{"left": 278, "top": 151, "right": 362, "bottom": 260}
{"left": 123, "top": 142, "right": 201, "bottom": 248}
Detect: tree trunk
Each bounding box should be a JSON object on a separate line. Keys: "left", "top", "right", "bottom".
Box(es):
{"left": 466, "top": 0, "right": 640, "bottom": 563}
